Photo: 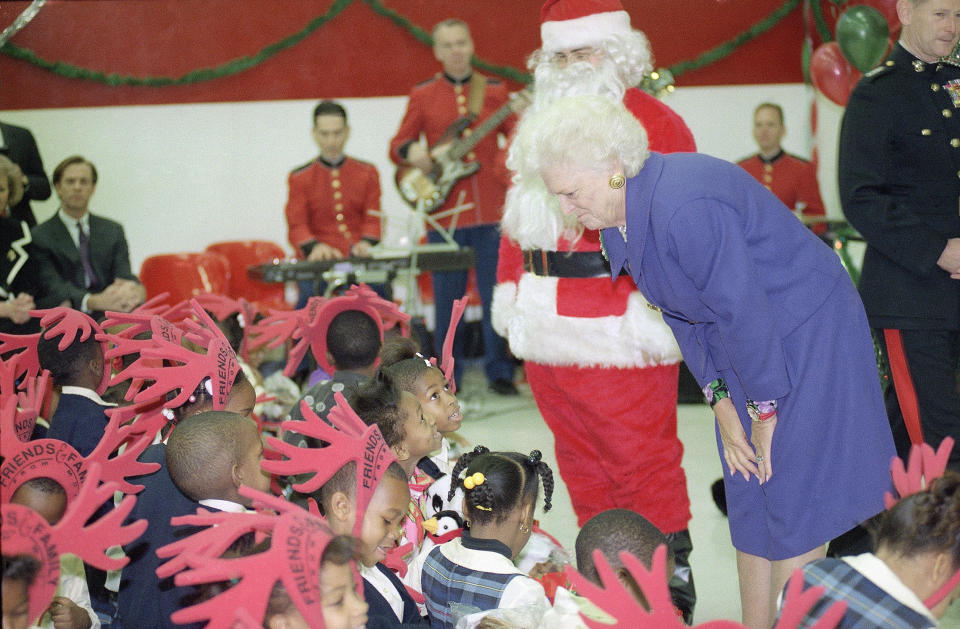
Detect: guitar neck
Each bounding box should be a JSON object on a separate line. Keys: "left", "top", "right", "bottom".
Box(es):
{"left": 447, "top": 99, "right": 515, "bottom": 161}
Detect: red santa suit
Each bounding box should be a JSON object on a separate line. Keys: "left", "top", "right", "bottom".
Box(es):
{"left": 285, "top": 156, "right": 381, "bottom": 257}
{"left": 493, "top": 88, "right": 695, "bottom": 534}
{"left": 737, "top": 151, "right": 826, "bottom": 233}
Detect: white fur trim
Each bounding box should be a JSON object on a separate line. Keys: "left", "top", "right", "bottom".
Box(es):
{"left": 491, "top": 281, "right": 517, "bottom": 338}
{"left": 541, "top": 11, "right": 631, "bottom": 53}
{"left": 492, "top": 275, "right": 681, "bottom": 368}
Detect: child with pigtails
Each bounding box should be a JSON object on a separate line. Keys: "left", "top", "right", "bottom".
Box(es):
{"left": 419, "top": 447, "right": 555, "bottom": 629}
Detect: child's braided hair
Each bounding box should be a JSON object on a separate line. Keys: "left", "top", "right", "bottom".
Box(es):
{"left": 448, "top": 446, "right": 554, "bottom": 526}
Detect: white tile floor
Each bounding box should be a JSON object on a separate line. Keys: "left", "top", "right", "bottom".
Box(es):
{"left": 453, "top": 366, "right": 960, "bottom": 627}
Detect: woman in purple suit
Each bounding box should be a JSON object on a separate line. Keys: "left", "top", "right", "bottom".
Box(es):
{"left": 509, "top": 95, "right": 896, "bottom": 629}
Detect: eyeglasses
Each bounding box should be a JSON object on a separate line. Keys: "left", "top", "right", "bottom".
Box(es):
{"left": 551, "top": 48, "right": 600, "bottom": 66}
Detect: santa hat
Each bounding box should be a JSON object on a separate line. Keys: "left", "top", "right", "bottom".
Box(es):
{"left": 540, "top": 0, "right": 632, "bottom": 53}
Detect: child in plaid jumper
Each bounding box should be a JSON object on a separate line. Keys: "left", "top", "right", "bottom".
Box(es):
{"left": 420, "top": 448, "right": 554, "bottom": 629}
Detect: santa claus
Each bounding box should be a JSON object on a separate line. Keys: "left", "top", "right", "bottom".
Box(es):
{"left": 492, "top": 0, "right": 698, "bottom": 620}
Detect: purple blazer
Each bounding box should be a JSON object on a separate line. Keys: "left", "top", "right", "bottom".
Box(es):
{"left": 602, "top": 152, "right": 843, "bottom": 402}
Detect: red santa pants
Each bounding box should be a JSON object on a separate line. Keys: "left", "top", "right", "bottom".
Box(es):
{"left": 525, "top": 361, "right": 691, "bottom": 534}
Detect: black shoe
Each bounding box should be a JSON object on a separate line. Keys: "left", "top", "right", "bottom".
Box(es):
{"left": 711, "top": 478, "right": 728, "bottom": 517}
{"left": 488, "top": 378, "right": 519, "bottom": 395}
{"left": 666, "top": 529, "right": 696, "bottom": 624}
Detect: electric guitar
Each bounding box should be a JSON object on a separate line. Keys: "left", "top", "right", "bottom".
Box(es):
{"left": 395, "top": 90, "right": 529, "bottom": 212}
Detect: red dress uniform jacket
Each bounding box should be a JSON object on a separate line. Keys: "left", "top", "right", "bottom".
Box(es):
{"left": 285, "top": 157, "right": 381, "bottom": 257}
{"left": 389, "top": 73, "right": 515, "bottom": 229}
{"left": 737, "top": 151, "right": 825, "bottom": 217}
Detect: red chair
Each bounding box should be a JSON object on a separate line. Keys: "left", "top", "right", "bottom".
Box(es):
{"left": 139, "top": 252, "right": 230, "bottom": 307}
{"left": 205, "top": 240, "right": 290, "bottom": 311}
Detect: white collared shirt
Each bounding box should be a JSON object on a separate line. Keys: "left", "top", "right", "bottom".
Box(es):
{"left": 361, "top": 563, "right": 405, "bottom": 622}
{"left": 198, "top": 498, "right": 246, "bottom": 513}
{"left": 843, "top": 553, "right": 939, "bottom": 625}
{"left": 60, "top": 386, "right": 117, "bottom": 408}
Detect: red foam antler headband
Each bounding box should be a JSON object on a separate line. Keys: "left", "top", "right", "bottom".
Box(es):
{"left": 0, "top": 354, "right": 52, "bottom": 448}
{"left": 1, "top": 397, "right": 165, "bottom": 505}
{"left": 0, "top": 308, "right": 111, "bottom": 392}
{"left": 564, "top": 546, "right": 846, "bottom": 628}
{"left": 156, "top": 486, "right": 351, "bottom": 629}
{"left": 248, "top": 285, "right": 410, "bottom": 377}
{"left": 440, "top": 297, "right": 468, "bottom": 393}
{"left": 263, "top": 392, "right": 397, "bottom": 537}
{"left": 122, "top": 300, "right": 241, "bottom": 410}
{"left": 1, "top": 462, "right": 148, "bottom": 626}
{"left": 247, "top": 295, "right": 327, "bottom": 353}
{"left": 882, "top": 437, "right": 957, "bottom": 610}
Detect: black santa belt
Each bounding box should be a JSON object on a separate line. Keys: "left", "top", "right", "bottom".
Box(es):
{"left": 522, "top": 249, "right": 627, "bottom": 278}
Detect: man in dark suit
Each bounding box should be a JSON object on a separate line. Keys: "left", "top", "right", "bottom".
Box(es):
{"left": 0, "top": 121, "right": 51, "bottom": 227}
{"left": 31, "top": 155, "right": 145, "bottom": 315}
{"left": 838, "top": 0, "right": 960, "bottom": 471}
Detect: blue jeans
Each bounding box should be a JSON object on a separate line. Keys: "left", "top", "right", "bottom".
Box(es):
{"left": 427, "top": 224, "right": 513, "bottom": 386}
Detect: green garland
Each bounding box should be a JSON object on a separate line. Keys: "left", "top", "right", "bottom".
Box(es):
{"left": 810, "top": 0, "right": 834, "bottom": 43}
{"left": 1, "top": 0, "right": 799, "bottom": 88}
{"left": 668, "top": 0, "right": 801, "bottom": 77}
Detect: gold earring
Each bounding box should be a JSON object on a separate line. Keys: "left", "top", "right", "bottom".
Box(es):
{"left": 608, "top": 174, "right": 625, "bottom": 189}
{"left": 519, "top": 522, "right": 530, "bottom": 533}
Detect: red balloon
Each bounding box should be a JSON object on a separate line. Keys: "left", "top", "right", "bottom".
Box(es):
{"left": 860, "top": 0, "right": 901, "bottom": 34}
{"left": 810, "top": 42, "right": 862, "bottom": 106}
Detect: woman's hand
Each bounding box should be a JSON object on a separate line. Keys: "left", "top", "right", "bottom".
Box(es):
{"left": 714, "top": 398, "right": 760, "bottom": 482}
{"left": 750, "top": 415, "right": 777, "bottom": 484}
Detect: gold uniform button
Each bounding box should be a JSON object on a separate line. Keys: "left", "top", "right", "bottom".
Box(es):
{"left": 331, "top": 169, "right": 340, "bottom": 176}
{"left": 462, "top": 128, "right": 472, "bottom": 137}
{"left": 922, "top": 128, "right": 932, "bottom": 135}
{"left": 338, "top": 224, "right": 348, "bottom": 232}
{"left": 456, "top": 95, "right": 466, "bottom": 104}
{"left": 764, "top": 184, "right": 772, "bottom": 190}
{"left": 335, "top": 203, "right": 344, "bottom": 210}
{"left": 454, "top": 85, "right": 463, "bottom": 94}
{"left": 763, "top": 174, "right": 773, "bottom": 183}
{"left": 932, "top": 83, "right": 940, "bottom": 91}
{"left": 333, "top": 191, "right": 342, "bottom": 200}
{"left": 336, "top": 213, "right": 344, "bottom": 221}
{"left": 885, "top": 60, "right": 895, "bottom": 66}
{"left": 457, "top": 106, "right": 468, "bottom": 115}
{"left": 467, "top": 151, "right": 476, "bottom": 161}
{"left": 944, "top": 109, "right": 953, "bottom": 118}
{"left": 952, "top": 138, "right": 960, "bottom": 148}
{"left": 332, "top": 180, "right": 341, "bottom": 188}
{"left": 763, "top": 164, "right": 773, "bottom": 172}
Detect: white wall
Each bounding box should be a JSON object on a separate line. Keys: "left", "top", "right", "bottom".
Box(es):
{"left": 1, "top": 83, "right": 825, "bottom": 272}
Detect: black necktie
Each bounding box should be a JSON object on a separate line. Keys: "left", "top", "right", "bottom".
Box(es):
{"left": 77, "top": 220, "right": 102, "bottom": 291}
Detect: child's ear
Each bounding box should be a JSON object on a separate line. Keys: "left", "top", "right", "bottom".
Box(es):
{"left": 266, "top": 613, "right": 291, "bottom": 629}
{"left": 230, "top": 462, "right": 243, "bottom": 489}
{"left": 931, "top": 551, "right": 954, "bottom": 585}
{"left": 520, "top": 501, "right": 534, "bottom": 524}
{"left": 328, "top": 490, "right": 354, "bottom": 526}
{"left": 391, "top": 443, "right": 410, "bottom": 462}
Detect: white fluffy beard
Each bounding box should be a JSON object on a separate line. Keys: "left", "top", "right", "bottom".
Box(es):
{"left": 529, "top": 58, "right": 626, "bottom": 113}
{"left": 501, "top": 58, "right": 627, "bottom": 250}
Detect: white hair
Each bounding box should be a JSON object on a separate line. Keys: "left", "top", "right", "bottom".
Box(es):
{"left": 501, "top": 30, "right": 653, "bottom": 248}
{"left": 510, "top": 95, "right": 649, "bottom": 183}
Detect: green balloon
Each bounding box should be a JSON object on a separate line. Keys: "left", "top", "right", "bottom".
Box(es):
{"left": 836, "top": 5, "right": 891, "bottom": 72}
